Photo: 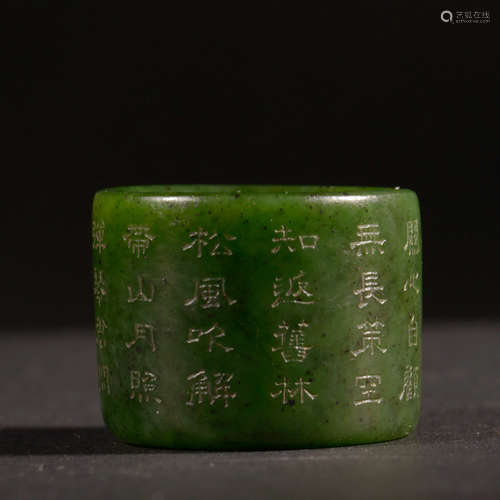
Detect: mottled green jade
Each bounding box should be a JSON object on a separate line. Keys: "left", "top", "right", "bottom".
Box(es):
{"left": 92, "top": 185, "right": 422, "bottom": 449}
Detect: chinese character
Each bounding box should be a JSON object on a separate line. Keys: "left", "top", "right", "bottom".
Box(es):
{"left": 98, "top": 365, "right": 111, "bottom": 395}
{"left": 353, "top": 375, "right": 383, "bottom": 406}
{"left": 403, "top": 272, "right": 420, "bottom": 294}
{"left": 185, "top": 370, "right": 237, "bottom": 408}
{"left": 92, "top": 220, "right": 106, "bottom": 254}
{"left": 271, "top": 375, "right": 293, "bottom": 404}
{"left": 350, "top": 223, "right": 386, "bottom": 256}
{"left": 399, "top": 365, "right": 419, "bottom": 401}
{"left": 272, "top": 270, "right": 315, "bottom": 308}
{"left": 209, "top": 233, "right": 237, "bottom": 256}
{"left": 122, "top": 225, "right": 155, "bottom": 257}
{"left": 182, "top": 227, "right": 236, "bottom": 258}
{"left": 298, "top": 235, "right": 319, "bottom": 250}
{"left": 271, "top": 225, "right": 296, "bottom": 253}
{"left": 130, "top": 370, "right": 162, "bottom": 406}
{"left": 271, "top": 376, "right": 318, "bottom": 404}
{"left": 95, "top": 316, "right": 107, "bottom": 349}
{"left": 473, "top": 10, "right": 490, "bottom": 20}
{"left": 272, "top": 320, "right": 312, "bottom": 363}
{"left": 403, "top": 220, "right": 419, "bottom": 256}
{"left": 293, "top": 377, "right": 318, "bottom": 404}
{"left": 128, "top": 275, "right": 154, "bottom": 303}
{"left": 186, "top": 323, "right": 234, "bottom": 353}
{"left": 93, "top": 268, "right": 106, "bottom": 306}
{"left": 184, "top": 277, "right": 237, "bottom": 309}
{"left": 125, "top": 323, "right": 156, "bottom": 352}
{"left": 351, "top": 320, "right": 387, "bottom": 358}
{"left": 353, "top": 271, "right": 387, "bottom": 308}
{"left": 271, "top": 225, "right": 319, "bottom": 253}
{"left": 211, "top": 372, "right": 237, "bottom": 408}
{"left": 186, "top": 370, "right": 210, "bottom": 406}
{"left": 408, "top": 313, "right": 418, "bottom": 347}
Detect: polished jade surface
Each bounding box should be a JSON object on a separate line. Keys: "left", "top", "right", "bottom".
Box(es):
{"left": 92, "top": 185, "right": 422, "bottom": 449}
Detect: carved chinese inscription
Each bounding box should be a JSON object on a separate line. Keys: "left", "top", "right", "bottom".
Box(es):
{"left": 130, "top": 370, "right": 162, "bottom": 406}
{"left": 184, "top": 277, "right": 237, "bottom": 309}
{"left": 93, "top": 268, "right": 106, "bottom": 306}
{"left": 182, "top": 226, "right": 240, "bottom": 406}
{"left": 403, "top": 220, "right": 420, "bottom": 256}
{"left": 92, "top": 220, "right": 106, "bottom": 254}
{"left": 270, "top": 222, "right": 319, "bottom": 403}
{"left": 95, "top": 316, "right": 107, "bottom": 349}
{"left": 408, "top": 313, "right": 418, "bottom": 347}
{"left": 271, "top": 320, "right": 312, "bottom": 363}
{"left": 350, "top": 223, "right": 386, "bottom": 256}
{"left": 186, "top": 370, "right": 237, "bottom": 408}
{"left": 98, "top": 365, "right": 111, "bottom": 395}
{"left": 123, "top": 225, "right": 155, "bottom": 257}
{"left": 125, "top": 323, "right": 156, "bottom": 352}
{"left": 347, "top": 218, "right": 390, "bottom": 408}
{"left": 399, "top": 365, "right": 419, "bottom": 401}
{"left": 351, "top": 320, "right": 387, "bottom": 358}
{"left": 271, "top": 376, "right": 318, "bottom": 405}
{"left": 353, "top": 271, "right": 387, "bottom": 308}
{"left": 182, "top": 227, "right": 236, "bottom": 257}
{"left": 403, "top": 272, "right": 420, "bottom": 294}
{"left": 271, "top": 225, "right": 319, "bottom": 254}
{"left": 186, "top": 323, "right": 234, "bottom": 353}
{"left": 272, "top": 271, "right": 315, "bottom": 308}
{"left": 128, "top": 275, "right": 154, "bottom": 303}
{"left": 353, "top": 375, "right": 383, "bottom": 406}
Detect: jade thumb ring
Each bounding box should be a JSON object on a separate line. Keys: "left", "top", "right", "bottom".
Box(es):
{"left": 92, "top": 185, "right": 422, "bottom": 449}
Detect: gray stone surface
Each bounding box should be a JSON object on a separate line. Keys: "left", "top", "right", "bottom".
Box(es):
{"left": 1, "top": 321, "right": 499, "bottom": 499}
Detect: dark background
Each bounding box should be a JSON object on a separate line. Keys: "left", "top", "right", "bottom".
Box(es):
{"left": 2, "top": 6, "right": 499, "bottom": 499}
{"left": 4, "top": 3, "right": 498, "bottom": 330}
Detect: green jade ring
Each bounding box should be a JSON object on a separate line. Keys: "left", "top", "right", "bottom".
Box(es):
{"left": 92, "top": 185, "right": 422, "bottom": 449}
